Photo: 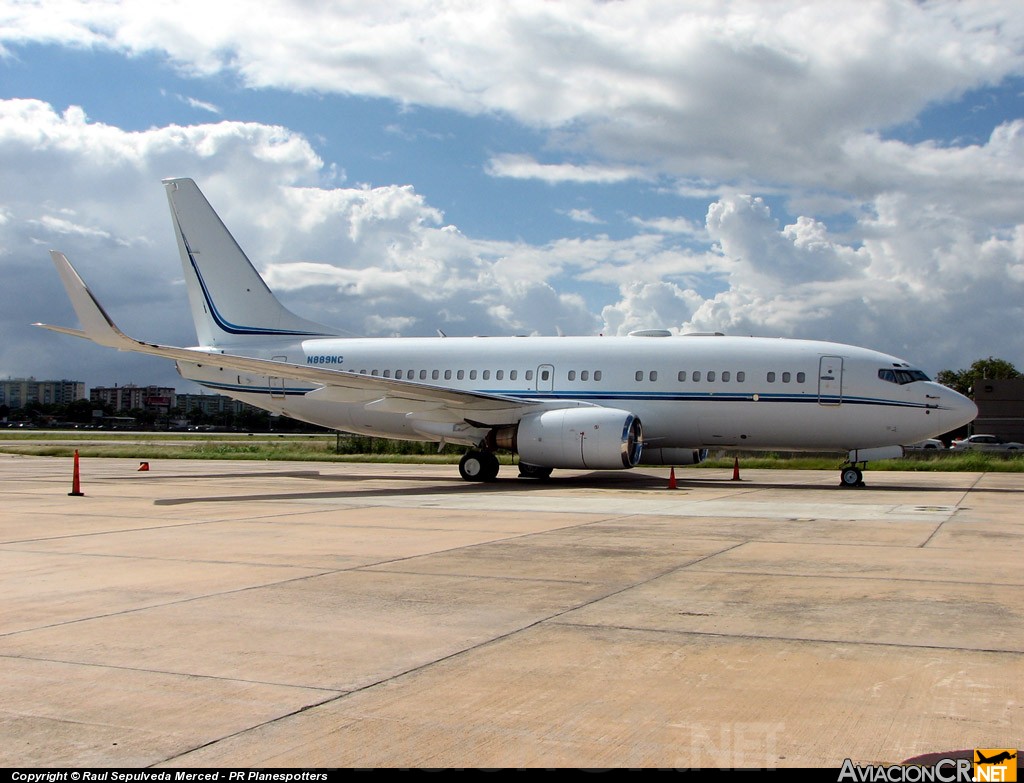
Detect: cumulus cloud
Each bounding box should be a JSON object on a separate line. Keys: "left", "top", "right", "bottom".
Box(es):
{"left": 6, "top": 2, "right": 1023, "bottom": 192}
{"left": 682, "top": 193, "right": 1024, "bottom": 369}
{"left": 0, "top": 99, "right": 609, "bottom": 384}
{"left": 3, "top": 95, "right": 1023, "bottom": 390}
{"left": 3, "top": 1, "right": 1024, "bottom": 385}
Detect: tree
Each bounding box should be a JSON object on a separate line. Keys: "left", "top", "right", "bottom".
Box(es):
{"left": 64, "top": 399, "right": 102, "bottom": 423}
{"left": 937, "top": 357, "right": 1021, "bottom": 397}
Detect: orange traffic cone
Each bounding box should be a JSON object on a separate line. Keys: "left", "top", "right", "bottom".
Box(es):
{"left": 138, "top": 461, "right": 150, "bottom": 471}
{"left": 731, "top": 457, "right": 741, "bottom": 481}
{"left": 69, "top": 449, "right": 85, "bottom": 496}
{"left": 668, "top": 466, "right": 677, "bottom": 489}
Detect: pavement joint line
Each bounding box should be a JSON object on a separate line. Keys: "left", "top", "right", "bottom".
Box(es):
{"left": 665, "top": 566, "right": 1024, "bottom": 588}
{"left": 918, "top": 472, "right": 988, "bottom": 549}
{"left": 0, "top": 568, "right": 344, "bottom": 639}
{"left": 0, "top": 545, "right": 350, "bottom": 570}
{"left": 547, "top": 621, "right": 1024, "bottom": 655}
{"left": 151, "top": 692, "right": 349, "bottom": 768}
{"left": 0, "top": 652, "right": 347, "bottom": 695}
{"left": 0, "top": 503, "right": 440, "bottom": 546}
{"left": 0, "top": 517, "right": 262, "bottom": 546}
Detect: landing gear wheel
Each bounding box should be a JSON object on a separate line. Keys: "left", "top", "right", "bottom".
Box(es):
{"left": 481, "top": 451, "right": 500, "bottom": 481}
{"left": 518, "top": 463, "right": 553, "bottom": 480}
{"left": 460, "top": 450, "right": 500, "bottom": 482}
{"left": 840, "top": 466, "right": 864, "bottom": 487}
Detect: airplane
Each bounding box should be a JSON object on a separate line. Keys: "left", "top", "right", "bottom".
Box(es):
{"left": 976, "top": 751, "right": 1016, "bottom": 765}
{"left": 35, "top": 177, "right": 978, "bottom": 487}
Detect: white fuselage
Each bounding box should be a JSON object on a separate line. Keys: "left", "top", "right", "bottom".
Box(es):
{"left": 178, "top": 333, "right": 975, "bottom": 453}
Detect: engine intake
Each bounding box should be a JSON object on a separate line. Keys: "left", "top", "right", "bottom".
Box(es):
{"left": 497, "top": 408, "right": 643, "bottom": 470}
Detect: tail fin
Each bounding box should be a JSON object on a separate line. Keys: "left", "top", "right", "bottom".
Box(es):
{"left": 163, "top": 178, "right": 340, "bottom": 347}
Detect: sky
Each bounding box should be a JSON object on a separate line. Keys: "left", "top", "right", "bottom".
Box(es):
{"left": 2, "top": 0, "right": 1024, "bottom": 393}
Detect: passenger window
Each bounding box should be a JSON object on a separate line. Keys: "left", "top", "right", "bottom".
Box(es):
{"left": 431, "top": 370, "right": 439, "bottom": 380}
{"left": 444, "top": 370, "right": 452, "bottom": 380}
{"left": 594, "top": 370, "right": 602, "bottom": 381}
{"left": 782, "top": 372, "right": 791, "bottom": 383}
{"left": 408, "top": 369, "right": 414, "bottom": 379}
{"left": 722, "top": 371, "right": 730, "bottom": 382}
{"left": 359, "top": 369, "right": 367, "bottom": 374}
{"left": 419, "top": 370, "right": 427, "bottom": 380}
{"left": 693, "top": 371, "right": 701, "bottom": 382}
{"left": 797, "top": 372, "right": 805, "bottom": 383}
{"left": 737, "top": 371, "right": 745, "bottom": 382}
{"left": 457, "top": 370, "right": 465, "bottom": 380}
{"left": 470, "top": 370, "right": 477, "bottom": 380}
{"left": 483, "top": 370, "right": 491, "bottom": 380}
{"left": 707, "top": 371, "right": 716, "bottom": 382}
{"left": 580, "top": 371, "right": 588, "bottom": 381}
{"left": 395, "top": 370, "right": 403, "bottom": 379}
{"left": 510, "top": 370, "right": 517, "bottom": 381}
{"left": 383, "top": 370, "right": 391, "bottom": 378}
{"left": 649, "top": 371, "right": 658, "bottom": 382}
{"left": 568, "top": 371, "right": 576, "bottom": 381}
{"left": 635, "top": 371, "right": 644, "bottom": 382}
{"left": 541, "top": 370, "right": 549, "bottom": 381}
{"left": 496, "top": 370, "right": 504, "bottom": 380}
{"left": 767, "top": 372, "right": 776, "bottom": 382}
{"left": 678, "top": 371, "right": 686, "bottom": 382}
{"left": 526, "top": 370, "right": 534, "bottom": 381}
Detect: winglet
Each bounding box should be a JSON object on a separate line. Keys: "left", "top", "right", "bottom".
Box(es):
{"left": 34, "top": 251, "right": 137, "bottom": 350}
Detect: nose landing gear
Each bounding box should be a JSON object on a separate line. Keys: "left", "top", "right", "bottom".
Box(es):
{"left": 840, "top": 465, "right": 864, "bottom": 487}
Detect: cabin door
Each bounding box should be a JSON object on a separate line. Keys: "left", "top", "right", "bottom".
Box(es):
{"left": 818, "top": 355, "right": 843, "bottom": 406}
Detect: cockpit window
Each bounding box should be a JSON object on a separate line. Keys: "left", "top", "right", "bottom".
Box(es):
{"left": 878, "top": 368, "right": 931, "bottom": 385}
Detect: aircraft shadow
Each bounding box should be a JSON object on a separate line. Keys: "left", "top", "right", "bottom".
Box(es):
{"left": 150, "top": 468, "right": 1016, "bottom": 505}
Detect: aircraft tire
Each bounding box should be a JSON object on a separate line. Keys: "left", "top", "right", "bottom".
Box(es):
{"left": 460, "top": 450, "right": 500, "bottom": 482}
{"left": 482, "top": 452, "right": 500, "bottom": 481}
{"left": 840, "top": 466, "right": 863, "bottom": 487}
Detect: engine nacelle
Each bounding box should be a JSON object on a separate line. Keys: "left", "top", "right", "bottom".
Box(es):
{"left": 639, "top": 448, "right": 707, "bottom": 466}
{"left": 507, "top": 408, "right": 643, "bottom": 470}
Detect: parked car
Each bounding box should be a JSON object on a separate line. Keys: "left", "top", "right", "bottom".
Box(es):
{"left": 904, "top": 439, "right": 945, "bottom": 450}
{"left": 949, "top": 434, "right": 1024, "bottom": 452}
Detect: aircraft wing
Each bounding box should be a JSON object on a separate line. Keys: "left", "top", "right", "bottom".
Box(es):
{"left": 35, "top": 252, "right": 576, "bottom": 425}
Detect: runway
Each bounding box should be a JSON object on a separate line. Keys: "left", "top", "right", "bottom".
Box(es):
{"left": 1, "top": 454, "right": 1020, "bottom": 768}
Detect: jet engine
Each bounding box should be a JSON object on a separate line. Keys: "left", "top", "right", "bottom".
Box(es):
{"left": 494, "top": 408, "right": 643, "bottom": 470}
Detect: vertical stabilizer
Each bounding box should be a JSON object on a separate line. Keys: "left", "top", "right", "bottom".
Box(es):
{"left": 163, "top": 177, "right": 339, "bottom": 347}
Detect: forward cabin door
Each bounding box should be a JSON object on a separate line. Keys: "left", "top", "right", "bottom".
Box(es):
{"left": 818, "top": 355, "right": 843, "bottom": 406}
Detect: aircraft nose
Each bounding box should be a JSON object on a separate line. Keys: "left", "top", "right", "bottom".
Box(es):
{"left": 943, "top": 388, "right": 978, "bottom": 428}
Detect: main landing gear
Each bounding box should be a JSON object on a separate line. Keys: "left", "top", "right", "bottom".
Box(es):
{"left": 458, "top": 450, "right": 556, "bottom": 482}
{"left": 459, "top": 450, "right": 500, "bottom": 482}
